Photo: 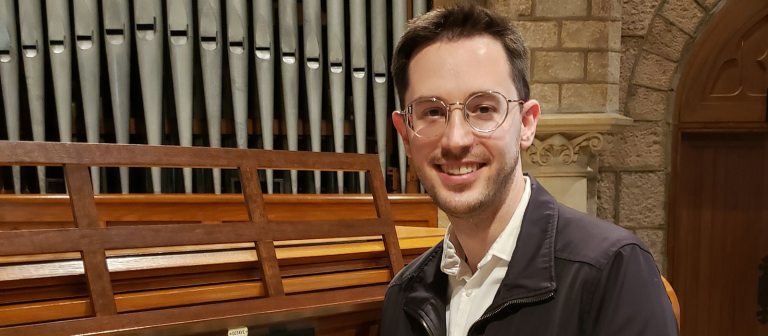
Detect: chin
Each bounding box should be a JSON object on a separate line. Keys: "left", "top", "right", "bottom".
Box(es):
{"left": 428, "top": 186, "right": 490, "bottom": 218}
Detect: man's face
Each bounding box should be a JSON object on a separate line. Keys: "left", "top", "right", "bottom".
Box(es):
{"left": 393, "top": 35, "right": 539, "bottom": 219}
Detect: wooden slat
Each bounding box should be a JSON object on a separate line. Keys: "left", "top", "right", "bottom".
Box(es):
{"left": 0, "top": 141, "right": 377, "bottom": 171}
{"left": 0, "top": 285, "right": 387, "bottom": 336}
{"left": 62, "top": 165, "right": 100, "bottom": 230}
{"left": 241, "top": 165, "right": 284, "bottom": 296}
{"left": 369, "top": 157, "right": 405, "bottom": 274}
{"left": 269, "top": 219, "right": 387, "bottom": 240}
{"left": 0, "top": 226, "right": 442, "bottom": 263}
{"left": 0, "top": 193, "right": 438, "bottom": 228}
{"left": 63, "top": 164, "right": 117, "bottom": 316}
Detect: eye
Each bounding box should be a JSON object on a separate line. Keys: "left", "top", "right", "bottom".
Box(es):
{"left": 474, "top": 104, "right": 496, "bottom": 114}
{"left": 412, "top": 100, "right": 446, "bottom": 120}
{"left": 423, "top": 107, "right": 444, "bottom": 117}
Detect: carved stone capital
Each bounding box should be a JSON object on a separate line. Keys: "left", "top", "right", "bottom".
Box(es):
{"left": 523, "top": 132, "right": 603, "bottom": 173}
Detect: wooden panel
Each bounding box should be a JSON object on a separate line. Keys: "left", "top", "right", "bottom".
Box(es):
{"left": 671, "top": 133, "right": 768, "bottom": 336}
{"left": 0, "top": 141, "right": 442, "bottom": 335}
{"left": 677, "top": 0, "right": 768, "bottom": 124}
{"left": 0, "top": 193, "right": 438, "bottom": 229}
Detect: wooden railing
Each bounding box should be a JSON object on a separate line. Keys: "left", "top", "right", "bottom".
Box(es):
{"left": 0, "top": 141, "right": 443, "bottom": 335}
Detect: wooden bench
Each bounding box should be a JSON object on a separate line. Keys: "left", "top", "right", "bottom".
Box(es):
{"left": 0, "top": 141, "right": 444, "bottom": 335}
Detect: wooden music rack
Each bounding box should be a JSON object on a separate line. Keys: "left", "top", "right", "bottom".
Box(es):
{"left": 0, "top": 141, "right": 412, "bottom": 335}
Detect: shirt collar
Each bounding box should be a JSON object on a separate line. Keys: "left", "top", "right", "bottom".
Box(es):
{"left": 440, "top": 176, "right": 532, "bottom": 275}
{"left": 486, "top": 176, "right": 531, "bottom": 262}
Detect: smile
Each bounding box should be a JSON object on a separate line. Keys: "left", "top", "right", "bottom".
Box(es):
{"left": 440, "top": 163, "right": 482, "bottom": 176}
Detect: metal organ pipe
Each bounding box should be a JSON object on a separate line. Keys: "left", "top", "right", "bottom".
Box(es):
{"left": 226, "top": 0, "right": 250, "bottom": 152}
{"left": 350, "top": 0, "right": 368, "bottom": 193}
{"left": 74, "top": 0, "right": 102, "bottom": 193}
{"left": 371, "top": 0, "right": 389, "bottom": 185}
{"left": 0, "top": 0, "right": 21, "bottom": 193}
{"left": 46, "top": 0, "right": 72, "bottom": 144}
{"left": 327, "top": 0, "right": 346, "bottom": 193}
{"left": 278, "top": 0, "right": 300, "bottom": 194}
{"left": 303, "top": 0, "right": 323, "bottom": 194}
{"left": 19, "top": 0, "right": 46, "bottom": 193}
{"left": 198, "top": 0, "right": 223, "bottom": 194}
{"left": 167, "top": 0, "right": 195, "bottom": 194}
{"left": 253, "top": 0, "right": 275, "bottom": 194}
{"left": 134, "top": 0, "right": 164, "bottom": 194}
{"left": 393, "top": 0, "right": 408, "bottom": 193}
{"left": 103, "top": 0, "right": 132, "bottom": 193}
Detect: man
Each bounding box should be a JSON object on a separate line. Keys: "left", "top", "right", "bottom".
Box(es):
{"left": 381, "top": 5, "right": 677, "bottom": 336}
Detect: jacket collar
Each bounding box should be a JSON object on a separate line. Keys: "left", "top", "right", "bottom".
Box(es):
{"left": 400, "top": 176, "right": 559, "bottom": 331}
{"left": 491, "top": 176, "right": 558, "bottom": 304}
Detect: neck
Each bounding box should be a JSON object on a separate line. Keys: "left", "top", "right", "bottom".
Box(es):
{"left": 449, "top": 172, "right": 526, "bottom": 271}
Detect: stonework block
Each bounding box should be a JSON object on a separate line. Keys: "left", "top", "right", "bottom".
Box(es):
{"left": 627, "top": 86, "right": 668, "bottom": 121}
{"left": 635, "top": 228, "right": 666, "bottom": 271}
{"left": 562, "top": 21, "right": 621, "bottom": 50}
{"left": 620, "top": 37, "right": 643, "bottom": 109}
{"left": 592, "top": 0, "right": 621, "bottom": 18}
{"left": 561, "top": 84, "right": 618, "bottom": 113}
{"left": 587, "top": 52, "right": 621, "bottom": 83}
{"left": 597, "top": 171, "right": 616, "bottom": 223}
{"left": 661, "top": 0, "right": 705, "bottom": 35}
{"left": 645, "top": 17, "right": 690, "bottom": 61}
{"left": 516, "top": 21, "right": 559, "bottom": 48}
{"left": 532, "top": 51, "right": 584, "bottom": 82}
{"left": 531, "top": 83, "right": 560, "bottom": 112}
{"left": 490, "top": 0, "right": 533, "bottom": 17}
{"left": 619, "top": 171, "right": 666, "bottom": 229}
{"left": 622, "top": 0, "right": 662, "bottom": 36}
{"left": 632, "top": 52, "right": 677, "bottom": 90}
{"left": 697, "top": 0, "right": 722, "bottom": 10}
{"left": 535, "top": 0, "right": 587, "bottom": 17}
{"left": 600, "top": 121, "right": 665, "bottom": 168}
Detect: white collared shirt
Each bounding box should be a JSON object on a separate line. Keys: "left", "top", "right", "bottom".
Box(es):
{"left": 441, "top": 176, "right": 531, "bottom": 336}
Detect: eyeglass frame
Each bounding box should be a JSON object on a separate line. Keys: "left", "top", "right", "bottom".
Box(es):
{"left": 396, "top": 90, "right": 526, "bottom": 138}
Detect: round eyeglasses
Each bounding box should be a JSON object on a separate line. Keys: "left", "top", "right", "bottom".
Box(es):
{"left": 398, "top": 91, "right": 525, "bottom": 138}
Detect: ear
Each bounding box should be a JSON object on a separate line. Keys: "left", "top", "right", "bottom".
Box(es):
{"left": 391, "top": 111, "right": 413, "bottom": 157}
{"left": 519, "top": 99, "right": 540, "bottom": 150}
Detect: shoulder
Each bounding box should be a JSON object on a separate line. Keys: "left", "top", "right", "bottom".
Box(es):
{"left": 554, "top": 204, "right": 651, "bottom": 270}
{"left": 388, "top": 241, "right": 443, "bottom": 288}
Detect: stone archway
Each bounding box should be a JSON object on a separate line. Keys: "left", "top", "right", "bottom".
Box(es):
{"left": 648, "top": 0, "right": 767, "bottom": 335}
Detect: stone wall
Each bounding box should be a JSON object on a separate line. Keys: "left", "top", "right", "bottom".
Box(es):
{"left": 479, "top": 0, "right": 727, "bottom": 273}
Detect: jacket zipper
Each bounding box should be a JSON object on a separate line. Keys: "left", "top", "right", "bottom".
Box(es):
{"left": 466, "top": 291, "right": 555, "bottom": 335}
{"left": 405, "top": 306, "right": 436, "bottom": 336}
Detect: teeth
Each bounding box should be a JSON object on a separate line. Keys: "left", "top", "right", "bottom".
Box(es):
{"left": 443, "top": 164, "right": 479, "bottom": 175}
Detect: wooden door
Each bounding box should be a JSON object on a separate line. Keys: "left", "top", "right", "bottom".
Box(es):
{"left": 672, "top": 0, "right": 768, "bottom": 335}
{"left": 677, "top": 1, "right": 767, "bottom": 124}
{"left": 672, "top": 133, "right": 768, "bottom": 336}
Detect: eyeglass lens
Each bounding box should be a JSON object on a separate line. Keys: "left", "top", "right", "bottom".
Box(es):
{"left": 408, "top": 92, "right": 509, "bottom": 137}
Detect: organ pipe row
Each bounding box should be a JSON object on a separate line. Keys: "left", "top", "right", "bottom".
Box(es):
{"left": 0, "top": 0, "right": 429, "bottom": 195}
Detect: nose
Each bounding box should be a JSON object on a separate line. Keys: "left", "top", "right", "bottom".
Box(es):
{"left": 440, "top": 105, "right": 474, "bottom": 158}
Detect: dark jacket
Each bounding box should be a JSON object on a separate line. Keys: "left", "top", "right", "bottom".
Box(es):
{"left": 381, "top": 179, "right": 678, "bottom": 335}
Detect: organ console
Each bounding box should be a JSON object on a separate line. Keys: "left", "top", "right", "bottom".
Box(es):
{"left": 0, "top": 141, "right": 442, "bottom": 335}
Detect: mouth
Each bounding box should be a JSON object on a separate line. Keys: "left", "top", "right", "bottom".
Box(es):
{"left": 438, "top": 162, "right": 484, "bottom": 176}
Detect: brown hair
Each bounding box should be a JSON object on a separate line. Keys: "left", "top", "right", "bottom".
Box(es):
{"left": 391, "top": 5, "right": 530, "bottom": 106}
